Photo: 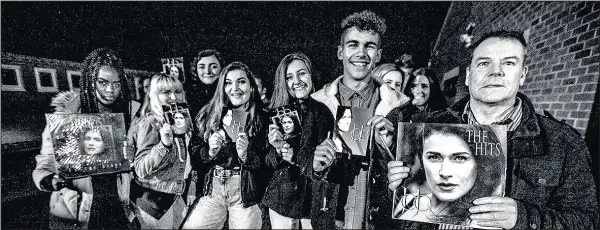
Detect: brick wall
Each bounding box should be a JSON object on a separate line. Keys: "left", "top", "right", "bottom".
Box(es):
{"left": 432, "top": 2, "right": 599, "bottom": 135}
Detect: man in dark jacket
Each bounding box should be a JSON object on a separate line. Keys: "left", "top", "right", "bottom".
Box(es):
{"left": 388, "top": 30, "right": 599, "bottom": 229}
{"left": 310, "top": 10, "right": 404, "bottom": 230}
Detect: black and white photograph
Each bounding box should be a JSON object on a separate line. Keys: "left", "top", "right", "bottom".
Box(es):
{"left": 46, "top": 113, "right": 129, "bottom": 179}
{"left": 162, "top": 103, "right": 193, "bottom": 135}
{"left": 333, "top": 106, "right": 374, "bottom": 157}
{"left": 1, "top": 1, "right": 598, "bottom": 230}
{"left": 392, "top": 123, "right": 507, "bottom": 228}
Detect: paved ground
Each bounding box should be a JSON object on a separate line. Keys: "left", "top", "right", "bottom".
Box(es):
{"left": 1, "top": 149, "right": 272, "bottom": 229}
{"left": 2, "top": 149, "right": 49, "bottom": 229}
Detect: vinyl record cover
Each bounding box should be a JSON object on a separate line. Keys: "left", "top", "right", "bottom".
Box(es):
{"left": 161, "top": 57, "right": 186, "bottom": 83}
{"left": 222, "top": 109, "right": 248, "bottom": 142}
{"left": 392, "top": 123, "right": 507, "bottom": 229}
{"left": 46, "top": 113, "right": 130, "bottom": 179}
{"left": 333, "top": 106, "right": 373, "bottom": 157}
{"left": 269, "top": 105, "right": 301, "bottom": 140}
{"left": 162, "top": 103, "right": 193, "bottom": 135}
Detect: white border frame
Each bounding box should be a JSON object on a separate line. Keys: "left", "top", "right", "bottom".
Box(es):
{"left": 34, "top": 67, "right": 59, "bottom": 92}
{"left": 1, "top": 64, "right": 26, "bottom": 91}
{"left": 66, "top": 70, "right": 82, "bottom": 91}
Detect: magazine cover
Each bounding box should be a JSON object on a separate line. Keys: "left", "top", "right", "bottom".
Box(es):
{"left": 45, "top": 113, "right": 129, "bottom": 179}
{"left": 162, "top": 103, "right": 193, "bottom": 135}
{"left": 222, "top": 109, "right": 248, "bottom": 142}
{"left": 392, "top": 123, "right": 507, "bottom": 229}
{"left": 161, "top": 57, "right": 186, "bottom": 83}
{"left": 333, "top": 106, "right": 374, "bottom": 157}
{"left": 269, "top": 105, "right": 301, "bottom": 140}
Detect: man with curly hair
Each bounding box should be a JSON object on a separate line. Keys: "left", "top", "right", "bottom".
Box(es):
{"left": 309, "top": 10, "right": 407, "bottom": 229}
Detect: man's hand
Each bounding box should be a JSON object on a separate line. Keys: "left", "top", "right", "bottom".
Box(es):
{"left": 159, "top": 123, "right": 174, "bottom": 147}
{"left": 469, "top": 196, "right": 518, "bottom": 229}
{"left": 268, "top": 124, "right": 284, "bottom": 150}
{"left": 236, "top": 132, "right": 249, "bottom": 161}
{"left": 367, "top": 115, "right": 394, "bottom": 149}
{"left": 208, "top": 130, "right": 226, "bottom": 157}
{"left": 387, "top": 161, "right": 410, "bottom": 191}
{"left": 313, "top": 139, "right": 336, "bottom": 172}
{"left": 281, "top": 143, "right": 294, "bottom": 164}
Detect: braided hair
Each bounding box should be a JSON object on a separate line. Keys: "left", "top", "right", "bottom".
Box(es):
{"left": 80, "top": 48, "right": 132, "bottom": 126}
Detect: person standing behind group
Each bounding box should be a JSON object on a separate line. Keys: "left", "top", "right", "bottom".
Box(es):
{"left": 128, "top": 74, "right": 194, "bottom": 229}
{"left": 263, "top": 53, "right": 334, "bottom": 229}
{"left": 371, "top": 63, "right": 416, "bottom": 120}
{"left": 183, "top": 62, "right": 265, "bottom": 229}
{"left": 404, "top": 68, "right": 446, "bottom": 112}
{"left": 187, "top": 49, "right": 224, "bottom": 119}
{"left": 388, "top": 30, "right": 598, "bottom": 229}
{"left": 310, "top": 10, "right": 404, "bottom": 229}
{"left": 395, "top": 53, "right": 415, "bottom": 92}
{"left": 32, "top": 48, "right": 139, "bottom": 229}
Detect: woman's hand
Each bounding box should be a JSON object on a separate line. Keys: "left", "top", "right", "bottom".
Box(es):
{"left": 268, "top": 124, "right": 284, "bottom": 149}
{"left": 236, "top": 132, "right": 249, "bottom": 161}
{"left": 208, "top": 130, "right": 226, "bottom": 157}
{"left": 159, "top": 123, "right": 174, "bottom": 147}
{"left": 281, "top": 143, "right": 294, "bottom": 164}
{"left": 387, "top": 161, "right": 410, "bottom": 191}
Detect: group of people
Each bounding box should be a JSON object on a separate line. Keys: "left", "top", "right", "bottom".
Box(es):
{"left": 32, "top": 9, "right": 597, "bottom": 230}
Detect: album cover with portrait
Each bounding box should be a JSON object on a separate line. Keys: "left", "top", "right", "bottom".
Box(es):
{"left": 333, "top": 106, "right": 374, "bottom": 157}
{"left": 391, "top": 123, "right": 507, "bottom": 229}
{"left": 222, "top": 109, "right": 248, "bottom": 142}
{"left": 45, "top": 113, "right": 129, "bottom": 179}
{"left": 269, "top": 105, "right": 301, "bottom": 140}
{"left": 162, "top": 103, "right": 193, "bottom": 135}
{"left": 161, "top": 57, "right": 186, "bottom": 83}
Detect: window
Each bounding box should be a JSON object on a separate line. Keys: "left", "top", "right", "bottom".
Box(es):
{"left": 67, "top": 70, "right": 82, "bottom": 91}
{"left": 34, "top": 67, "right": 58, "bottom": 92}
{"left": 1, "top": 64, "right": 25, "bottom": 91}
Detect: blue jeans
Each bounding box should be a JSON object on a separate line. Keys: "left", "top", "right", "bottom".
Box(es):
{"left": 182, "top": 175, "right": 262, "bottom": 229}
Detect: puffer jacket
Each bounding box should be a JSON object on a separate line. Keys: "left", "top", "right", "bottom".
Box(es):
{"left": 32, "top": 90, "right": 139, "bottom": 229}
{"left": 309, "top": 76, "right": 411, "bottom": 229}
{"left": 400, "top": 93, "right": 599, "bottom": 229}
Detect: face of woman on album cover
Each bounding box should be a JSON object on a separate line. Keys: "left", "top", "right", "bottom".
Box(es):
{"left": 83, "top": 129, "right": 106, "bottom": 156}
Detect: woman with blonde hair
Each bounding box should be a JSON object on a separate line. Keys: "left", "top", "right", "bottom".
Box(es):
{"left": 128, "top": 73, "right": 195, "bottom": 229}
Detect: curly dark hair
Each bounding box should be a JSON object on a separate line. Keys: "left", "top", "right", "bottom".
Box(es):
{"left": 190, "top": 49, "right": 224, "bottom": 78}
{"left": 339, "top": 10, "right": 386, "bottom": 46}
{"left": 80, "top": 48, "right": 132, "bottom": 126}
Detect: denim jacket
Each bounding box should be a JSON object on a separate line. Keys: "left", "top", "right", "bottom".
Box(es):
{"left": 130, "top": 113, "right": 189, "bottom": 195}
{"left": 404, "top": 93, "right": 599, "bottom": 229}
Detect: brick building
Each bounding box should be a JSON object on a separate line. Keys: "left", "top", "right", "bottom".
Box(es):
{"left": 431, "top": 1, "right": 599, "bottom": 134}
{"left": 1, "top": 52, "right": 155, "bottom": 152}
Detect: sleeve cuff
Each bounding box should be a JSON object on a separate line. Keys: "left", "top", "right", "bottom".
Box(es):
{"left": 513, "top": 199, "right": 541, "bottom": 229}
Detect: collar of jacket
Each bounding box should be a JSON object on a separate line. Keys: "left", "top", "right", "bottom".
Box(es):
{"left": 446, "top": 92, "right": 545, "bottom": 158}
{"left": 311, "top": 75, "right": 412, "bottom": 116}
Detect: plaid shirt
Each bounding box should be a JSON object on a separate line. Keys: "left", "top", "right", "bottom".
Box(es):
{"left": 462, "top": 97, "right": 523, "bottom": 132}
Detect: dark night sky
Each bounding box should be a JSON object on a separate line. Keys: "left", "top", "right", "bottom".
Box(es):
{"left": 1, "top": 1, "right": 450, "bottom": 86}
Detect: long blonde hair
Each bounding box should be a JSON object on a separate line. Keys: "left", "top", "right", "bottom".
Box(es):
{"left": 147, "top": 73, "right": 186, "bottom": 122}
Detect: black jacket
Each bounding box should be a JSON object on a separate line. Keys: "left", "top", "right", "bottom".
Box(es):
{"left": 262, "top": 98, "right": 334, "bottom": 219}
{"left": 400, "top": 93, "right": 599, "bottom": 229}
{"left": 189, "top": 111, "right": 267, "bottom": 208}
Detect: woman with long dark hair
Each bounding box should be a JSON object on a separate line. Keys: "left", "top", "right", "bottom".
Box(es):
{"left": 32, "top": 48, "right": 139, "bottom": 229}
{"left": 183, "top": 61, "right": 265, "bottom": 229}
{"left": 404, "top": 68, "right": 446, "bottom": 112}
{"left": 262, "top": 53, "right": 334, "bottom": 229}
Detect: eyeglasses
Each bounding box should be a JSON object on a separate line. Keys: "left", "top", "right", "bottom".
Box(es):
{"left": 96, "top": 79, "right": 122, "bottom": 89}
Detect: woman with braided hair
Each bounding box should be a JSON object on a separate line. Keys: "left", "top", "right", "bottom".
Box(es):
{"left": 32, "top": 48, "right": 140, "bottom": 229}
